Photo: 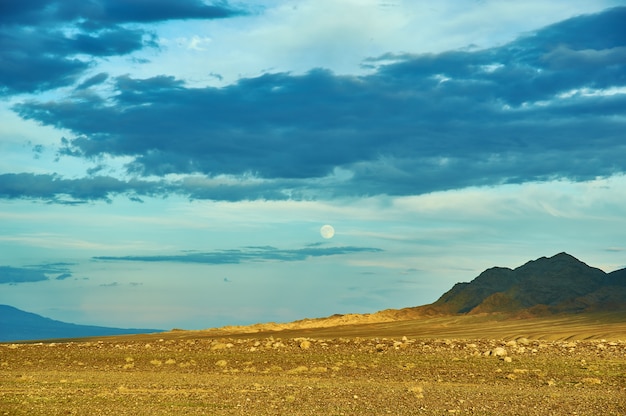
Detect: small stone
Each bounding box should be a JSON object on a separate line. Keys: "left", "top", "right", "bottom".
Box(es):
{"left": 581, "top": 377, "right": 601, "bottom": 385}
{"left": 211, "top": 343, "right": 230, "bottom": 351}
{"left": 492, "top": 347, "right": 507, "bottom": 357}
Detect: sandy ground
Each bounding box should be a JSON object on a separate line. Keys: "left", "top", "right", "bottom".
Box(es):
{"left": 1, "top": 333, "right": 625, "bottom": 415}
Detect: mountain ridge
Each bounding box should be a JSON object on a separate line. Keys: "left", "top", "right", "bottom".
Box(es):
{"left": 2, "top": 252, "right": 625, "bottom": 340}
{"left": 418, "top": 252, "right": 625, "bottom": 317}
{"left": 187, "top": 252, "right": 626, "bottom": 336}
{"left": 0, "top": 305, "right": 163, "bottom": 342}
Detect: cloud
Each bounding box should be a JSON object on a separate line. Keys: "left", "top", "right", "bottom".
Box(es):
{"left": 0, "top": 173, "right": 169, "bottom": 204}
{"left": 0, "top": 266, "right": 49, "bottom": 284}
{"left": 0, "top": 0, "right": 244, "bottom": 94}
{"left": 6, "top": 6, "right": 626, "bottom": 202}
{"left": 0, "top": 0, "right": 241, "bottom": 26}
{"left": 76, "top": 72, "right": 109, "bottom": 90}
{"left": 0, "top": 263, "right": 73, "bottom": 284}
{"left": 55, "top": 273, "right": 73, "bottom": 281}
{"left": 605, "top": 247, "right": 626, "bottom": 252}
{"left": 0, "top": 172, "right": 297, "bottom": 203}
{"left": 93, "top": 245, "right": 384, "bottom": 265}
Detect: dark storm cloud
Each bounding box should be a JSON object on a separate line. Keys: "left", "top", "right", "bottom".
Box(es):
{"left": 93, "top": 246, "right": 384, "bottom": 265}
{"left": 7, "top": 7, "right": 626, "bottom": 202}
{"left": 0, "top": 1, "right": 243, "bottom": 94}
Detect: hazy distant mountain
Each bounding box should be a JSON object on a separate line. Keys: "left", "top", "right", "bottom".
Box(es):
{"left": 426, "top": 252, "right": 626, "bottom": 316}
{"left": 0, "top": 305, "right": 163, "bottom": 342}
{"left": 3, "top": 253, "right": 625, "bottom": 341}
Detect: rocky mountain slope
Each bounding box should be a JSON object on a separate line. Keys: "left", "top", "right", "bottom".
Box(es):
{"left": 425, "top": 252, "right": 626, "bottom": 316}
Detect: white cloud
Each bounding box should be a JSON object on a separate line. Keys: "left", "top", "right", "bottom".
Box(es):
{"left": 100, "top": 0, "right": 623, "bottom": 88}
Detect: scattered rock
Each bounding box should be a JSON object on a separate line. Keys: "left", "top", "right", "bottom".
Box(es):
{"left": 485, "top": 347, "right": 508, "bottom": 358}
{"left": 211, "top": 342, "right": 233, "bottom": 351}
{"left": 581, "top": 377, "right": 602, "bottom": 385}
{"left": 408, "top": 385, "right": 424, "bottom": 399}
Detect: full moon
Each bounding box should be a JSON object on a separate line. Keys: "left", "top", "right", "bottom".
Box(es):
{"left": 320, "top": 224, "right": 335, "bottom": 239}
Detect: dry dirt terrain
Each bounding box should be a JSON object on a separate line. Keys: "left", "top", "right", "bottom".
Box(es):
{"left": 1, "top": 312, "right": 626, "bottom": 415}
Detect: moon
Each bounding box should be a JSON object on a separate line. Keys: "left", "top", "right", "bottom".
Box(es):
{"left": 320, "top": 224, "right": 335, "bottom": 239}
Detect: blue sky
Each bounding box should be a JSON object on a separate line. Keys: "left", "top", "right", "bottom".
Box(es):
{"left": 1, "top": 0, "right": 625, "bottom": 330}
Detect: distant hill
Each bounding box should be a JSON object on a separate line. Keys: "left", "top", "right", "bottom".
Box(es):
{"left": 172, "top": 252, "right": 626, "bottom": 336}
{"left": 0, "top": 305, "right": 163, "bottom": 342}
{"left": 424, "top": 252, "right": 626, "bottom": 316}
{"left": 3, "top": 253, "right": 625, "bottom": 341}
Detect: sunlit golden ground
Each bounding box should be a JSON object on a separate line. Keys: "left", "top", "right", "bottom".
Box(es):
{"left": 2, "top": 312, "right": 625, "bottom": 415}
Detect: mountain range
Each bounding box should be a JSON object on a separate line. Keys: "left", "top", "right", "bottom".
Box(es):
{"left": 0, "top": 305, "right": 162, "bottom": 342}
{"left": 1, "top": 252, "right": 625, "bottom": 341}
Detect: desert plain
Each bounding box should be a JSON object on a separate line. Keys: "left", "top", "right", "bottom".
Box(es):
{"left": 1, "top": 311, "right": 626, "bottom": 415}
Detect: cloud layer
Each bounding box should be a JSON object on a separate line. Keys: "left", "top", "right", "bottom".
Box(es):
{"left": 4, "top": 6, "right": 626, "bottom": 203}
{"left": 94, "top": 245, "right": 383, "bottom": 265}
{"left": 0, "top": 0, "right": 242, "bottom": 94}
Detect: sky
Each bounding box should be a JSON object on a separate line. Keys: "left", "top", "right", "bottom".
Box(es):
{"left": 1, "top": 0, "right": 625, "bottom": 330}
